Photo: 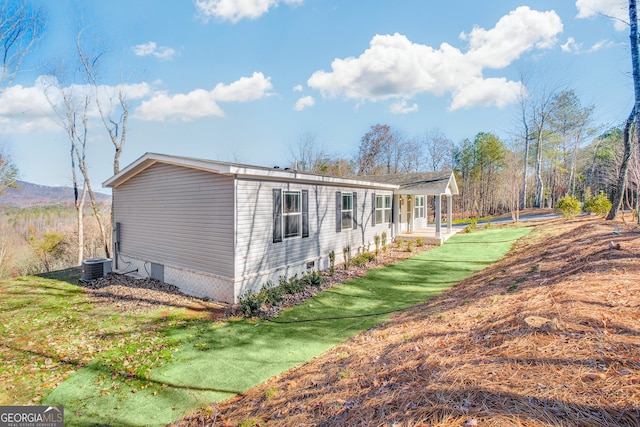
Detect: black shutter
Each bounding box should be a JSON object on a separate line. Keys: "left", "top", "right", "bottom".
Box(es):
{"left": 336, "top": 191, "right": 342, "bottom": 232}
{"left": 391, "top": 195, "right": 396, "bottom": 224}
{"left": 273, "top": 189, "right": 282, "bottom": 243}
{"left": 302, "top": 190, "right": 309, "bottom": 238}
{"left": 371, "top": 193, "right": 376, "bottom": 226}
{"left": 352, "top": 192, "right": 358, "bottom": 229}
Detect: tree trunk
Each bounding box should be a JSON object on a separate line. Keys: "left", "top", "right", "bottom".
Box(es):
{"left": 606, "top": 107, "right": 635, "bottom": 220}
{"left": 75, "top": 183, "right": 87, "bottom": 265}
{"left": 535, "top": 134, "right": 544, "bottom": 208}
{"left": 521, "top": 132, "right": 529, "bottom": 210}
{"left": 630, "top": 0, "right": 640, "bottom": 224}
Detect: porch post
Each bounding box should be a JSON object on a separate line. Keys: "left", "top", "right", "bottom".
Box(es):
{"left": 447, "top": 195, "right": 453, "bottom": 234}
{"left": 435, "top": 195, "right": 441, "bottom": 237}
{"left": 425, "top": 194, "right": 429, "bottom": 228}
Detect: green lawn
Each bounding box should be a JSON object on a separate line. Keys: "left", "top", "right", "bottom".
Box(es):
{"left": 14, "top": 226, "right": 530, "bottom": 426}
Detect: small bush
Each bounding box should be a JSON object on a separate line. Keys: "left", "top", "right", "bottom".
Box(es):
{"left": 373, "top": 234, "right": 380, "bottom": 255}
{"left": 416, "top": 237, "right": 424, "bottom": 247}
{"left": 381, "top": 231, "right": 388, "bottom": 249}
{"left": 239, "top": 289, "right": 266, "bottom": 316}
{"left": 396, "top": 239, "right": 403, "bottom": 249}
{"left": 301, "top": 270, "right": 323, "bottom": 287}
{"left": 405, "top": 240, "right": 414, "bottom": 252}
{"left": 583, "top": 191, "right": 612, "bottom": 216}
{"left": 556, "top": 195, "right": 581, "bottom": 219}
{"left": 351, "top": 251, "right": 375, "bottom": 267}
{"left": 343, "top": 246, "right": 351, "bottom": 269}
{"left": 329, "top": 250, "right": 335, "bottom": 275}
{"left": 260, "top": 281, "right": 283, "bottom": 304}
{"left": 464, "top": 218, "right": 477, "bottom": 233}
{"left": 279, "top": 274, "right": 304, "bottom": 295}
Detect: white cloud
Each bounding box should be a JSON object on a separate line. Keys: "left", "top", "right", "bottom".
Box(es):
{"left": 292, "top": 84, "right": 303, "bottom": 92}
{"left": 307, "top": 6, "right": 562, "bottom": 111}
{"left": 0, "top": 80, "right": 59, "bottom": 132}
{"left": 294, "top": 95, "right": 314, "bottom": 111}
{"left": 390, "top": 100, "right": 418, "bottom": 114}
{"left": 561, "top": 37, "right": 581, "bottom": 53}
{"left": 196, "top": 0, "right": 303, "bottom": 23}
{"left": 463, "top": 7, "right": 562, "bottom": 68}
{"left": 576, "top": 0, "right": 628, "bottom": 31}
{"left": 132, "top": 41, "right": 177, "bottom": 60}
{"left": 450, "top": 78, "right": 524, "bottom": 111}
{"left": 0, "top": 77, "right": 154, "bottom": 133}
{"left": 136, "top": 72, "right": 272, "bottom": 121}
{"left": 589, "top": 38, "right": 618, "bottom": 51}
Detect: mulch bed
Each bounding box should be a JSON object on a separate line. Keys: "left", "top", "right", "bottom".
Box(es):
{"left": 77, "top": 242, "right": 429, "bottom": 318}
{"left": 173, "top": 216, "right": 640, "bottom": 427}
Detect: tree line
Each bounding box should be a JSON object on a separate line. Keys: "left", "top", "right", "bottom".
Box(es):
{"left": 288, "top": 85, "right": 639, "bottom": 221}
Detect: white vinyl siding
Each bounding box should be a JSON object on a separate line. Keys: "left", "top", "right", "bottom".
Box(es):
{"left": 235, "top": 178, "right": 393, "bottom": 284}
{"left": 112, "top": 163, "right": 235, "bottom": 278}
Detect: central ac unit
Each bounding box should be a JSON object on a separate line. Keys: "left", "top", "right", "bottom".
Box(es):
{"left": 81, "top": 258, "right": 112, "bottom": 281}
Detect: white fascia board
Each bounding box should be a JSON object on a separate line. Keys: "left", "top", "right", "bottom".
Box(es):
{"left": 103, "top": 152, "right": 398, "bottom": 191}
{"left": 231, "top": 166, "right": 398, "bottom": 190}
{"left": 103, "top": 153, "right": 232, "bottom": 188}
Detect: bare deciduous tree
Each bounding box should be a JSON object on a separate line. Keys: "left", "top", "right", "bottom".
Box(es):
{"left": 529, "top": 86, "right": 557, "bottom": 208}
{"left": 288, "top": 131, "right": 331, "bottom": 173}
{"left": 76, "top": 28, "right": 130, "bottom": 174}
{"left": 356, "top": 124, "right": 415, "bottom": 175}
{"left": 421, "top": 129, "right": 454, "bottom": 171}
{"left": 42, "top": 75, "right": 89, "bottom": 264}
{"left": 42, "top": 73, "right": 110, "bottom": 262}
{"left": 0, "top": 1, "right": 45, "bottom": 90}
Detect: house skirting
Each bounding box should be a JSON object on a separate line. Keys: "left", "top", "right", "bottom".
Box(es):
{"left": 113, "top": 254, "right": 235, "bottom": 303}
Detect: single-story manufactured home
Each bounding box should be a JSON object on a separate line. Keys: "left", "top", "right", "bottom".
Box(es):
{"left": 103, "top": 153, "right": 459, "bottom": 303}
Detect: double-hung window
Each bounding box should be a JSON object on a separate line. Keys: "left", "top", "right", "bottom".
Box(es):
{"left": 341, "top": 193, "right": 353, "bottom": 229}
{"left": 374, "top": 194, "right": 392, "bottom": 224}
{"left": 336, "top": 191, "right": 357, "bottom": 232}
{"left": 283, "top": 191, "right": 301, "bottom": 238}
{"left": 273, "top": 189, "right": 309, "bottom": 243}
{"left": 414, "top": 196, "right": 425, "bottom": 219}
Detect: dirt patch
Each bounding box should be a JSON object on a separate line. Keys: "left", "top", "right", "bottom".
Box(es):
{"left": 174, "top": 216, "right": 640, "bottom": 427}
{"left": 78, "top": 274, "right": 227, "bottom": 316}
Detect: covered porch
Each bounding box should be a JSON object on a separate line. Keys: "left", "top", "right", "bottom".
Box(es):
{"left": 394, "top": 193, "right": 462, "bottom": 246}
{"left": 366, "top": 171, "right": 460, "bottom": 246}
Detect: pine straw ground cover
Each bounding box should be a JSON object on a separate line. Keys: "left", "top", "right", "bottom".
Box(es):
{"left": 176, "top": 216, "right": 640, "bottom": 427}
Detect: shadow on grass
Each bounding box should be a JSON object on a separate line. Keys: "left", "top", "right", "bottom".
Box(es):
{"left": 44, "top": 226, "right": 532, "bottom": 427}
{"left": 37, "top": 266, "right": 81, "bottom": 284}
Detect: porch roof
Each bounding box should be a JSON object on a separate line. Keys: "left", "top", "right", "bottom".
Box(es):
{"left": 363, "top": 171, "right": 459, "bottom": 196}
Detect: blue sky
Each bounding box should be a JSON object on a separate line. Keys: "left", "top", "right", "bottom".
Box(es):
{"left": 0, "top": 0, "right": 634, "bottom": 188}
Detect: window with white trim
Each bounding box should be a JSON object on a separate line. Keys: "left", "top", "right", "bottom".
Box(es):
{"left": 283, "top": 191, "right": 301, "bottom": 238}
{"left": 375, "top": 194, "right": 392, "bottom": 224}
{"left": 414, "top": 196, "right": 425, "bottom": 219}
{"left": 341, "top": 193, "right": 353, "bottom": 229}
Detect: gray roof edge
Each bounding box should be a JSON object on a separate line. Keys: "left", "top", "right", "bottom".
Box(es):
{"left": 103, "top": 152, "right": 399, "bottom": 190}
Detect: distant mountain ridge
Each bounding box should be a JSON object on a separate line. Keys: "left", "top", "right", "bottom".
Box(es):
{"left": 0, "top": 181, "right": 111, "bottom": 208}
